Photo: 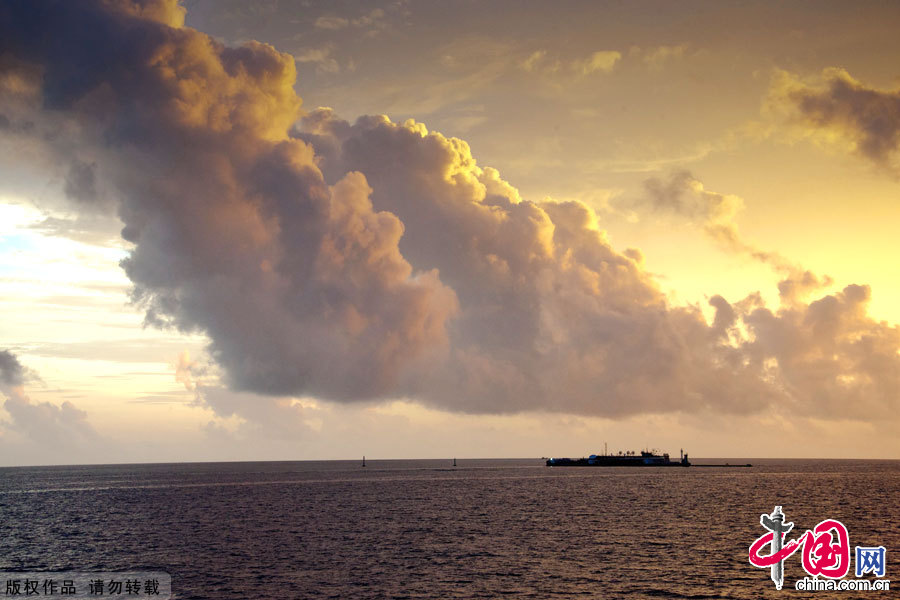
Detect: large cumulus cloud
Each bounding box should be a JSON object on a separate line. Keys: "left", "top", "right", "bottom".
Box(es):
{"left": 2, "top": 1, "right": 899, "bottom": 423}
{"left": 1, "top": 0, "right": 458, "bottom": 402}
{"left": 295, "top": 110, "right": 774, "bottom": 416}
{"left": 293, "top": 111, "right": 900, "bottom": 421}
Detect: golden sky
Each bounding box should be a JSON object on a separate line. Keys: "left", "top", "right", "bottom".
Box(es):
{"left": 1, "top": 0, "right": 899, "bottom": 465}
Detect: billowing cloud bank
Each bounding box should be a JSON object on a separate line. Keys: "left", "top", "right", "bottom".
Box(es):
{"left": 2, "top": 0, "right": 899, "bottom": 421}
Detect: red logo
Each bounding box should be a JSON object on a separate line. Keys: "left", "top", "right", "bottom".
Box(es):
{"left": 749, "top": 506, "right": 851, "bottom": 589}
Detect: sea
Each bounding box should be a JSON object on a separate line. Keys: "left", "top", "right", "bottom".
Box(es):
{"left": 0, "top": 459, "right": 896, "bottom": 599}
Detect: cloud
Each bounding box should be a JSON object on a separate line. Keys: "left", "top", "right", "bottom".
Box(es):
{"left": 28, "top": 213, "right": 124, "bottom": 247}
{"left": 2, "top": 0, "right": 899, "bottom": 427}
{"left": 626, "top": 170, "right": 899, "bottom": 420}
{"left": 638, "top": 171, "right": 837, "bottom": 307}
{"left": 0, "top": 349, "right": 24, "bottom": 386}
{"left": 63, "top": 158, "right": 99, "bottom": 203}
{"left": 520, "top": 49, "right": 621, "bottom": 77}
{"left": 643, "top": 170, "right": 742, "bottom": 227}
{"left": 351, "top": 8, "right": 386, "bottom": 31}
{"left": 717, "top": 283, "right": 900, "bottom": 421}
{"left": 574, "top": 50, "right": 621, "bottom": 75}
{"left": 293, "top": 46, "right": 340, "bottom": 74}
{"left": 314, "top": 15, "right": 349, "bottom": 31}
{"left": 169, "top": 350, "right": 312, "bottom": 439}
{"left": 28, "top": 338, "right": 204, "bottom": 364}
{"left": 199, "top": 386, "right": 315, "bottom": 441}
{"left": 519, "top": 50, "right": 547, "bottom": 73}
{"left": 394, "top": 37, "right": 514, "bottom": 115}
{"left": 2, "top": 0, "right": 457, "bottom": 405}
{"left": 636, "top": 44, "right": 687, "bottom": 70}
{"left": 639, "top": 170, "right": 803, "bottom": 274}
{"left": 0, "top": 349, "right": 95, "bottom": 449}
{"left": 296, "top": 110, "right": 786, "bottom": 417}
{"left": 767, "top": 68, "right": 900, "bottom": 171}
{"left": 174, "top": 349, "right": 201, "bottom": 393}
{"left": 314, "top": 8, "right": 386, "bottom": 33}
{"left": 3, "top": 391, "right": 95, "bottom": 443}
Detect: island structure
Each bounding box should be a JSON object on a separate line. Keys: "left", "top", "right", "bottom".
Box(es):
{"left": 546, "top": 448, "right": 690, "bottom": 467}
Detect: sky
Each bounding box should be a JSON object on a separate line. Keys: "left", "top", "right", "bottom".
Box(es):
{"left": 1, "top": 0, "right": 900, "bottom": 465}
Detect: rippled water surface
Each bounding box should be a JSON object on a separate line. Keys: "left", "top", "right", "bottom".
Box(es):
{"left": 1, "top": 459, "right": 897, "bottom": 598}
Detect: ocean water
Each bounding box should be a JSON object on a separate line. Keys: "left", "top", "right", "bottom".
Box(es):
{"left": 0, "top": 459, "right": 896, "bottom": 599}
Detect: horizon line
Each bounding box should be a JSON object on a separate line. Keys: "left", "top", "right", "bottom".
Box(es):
{"left": 2, "top": 456, "right": 899, "bottom": 469}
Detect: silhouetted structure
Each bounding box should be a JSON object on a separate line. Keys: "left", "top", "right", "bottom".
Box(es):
{"left": 546, "top": 448, "right": 690, "bottom": 467}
